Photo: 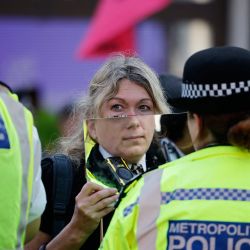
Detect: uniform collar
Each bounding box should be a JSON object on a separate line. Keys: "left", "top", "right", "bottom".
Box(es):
{"left": 99, "top": 145, "right": 146, "bottom": 171}
{"left": 179, "top": 145, "right": 249, "bottom": 163}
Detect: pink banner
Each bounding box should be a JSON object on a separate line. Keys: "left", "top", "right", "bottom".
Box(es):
{"left": 76, "top": 0, "right": 171, "bottom": 58}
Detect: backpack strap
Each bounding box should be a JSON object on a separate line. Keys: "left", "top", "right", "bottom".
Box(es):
{"left": 51, "top": 154, "right": 73, "bottom": 237}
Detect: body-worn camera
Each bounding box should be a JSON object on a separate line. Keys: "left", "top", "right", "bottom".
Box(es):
{"left": 104, "top": 157, "right": 138, "bottom": 189}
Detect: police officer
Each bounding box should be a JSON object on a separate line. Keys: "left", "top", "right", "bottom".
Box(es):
{"left": 99, "top": 46, "right": 250, "bottom": 250}
{"left": 0, "top": 81, "right": 46, "bottom": 249}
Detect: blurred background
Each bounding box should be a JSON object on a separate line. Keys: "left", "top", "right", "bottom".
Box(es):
{"left": 0, "top": 0, "right": 249, "bottom": 149}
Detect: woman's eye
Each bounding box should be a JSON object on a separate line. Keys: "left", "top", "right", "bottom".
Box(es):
{"left": 111, "top": 104, "right": 123, "bottom": 111}
{"left": 139, "top": 105, "right": 152, "bottom": 112}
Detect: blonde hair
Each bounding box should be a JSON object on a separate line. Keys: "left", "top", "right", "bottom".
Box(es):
{"left": 81, "top": 54, "right": 169, "bottom": 118}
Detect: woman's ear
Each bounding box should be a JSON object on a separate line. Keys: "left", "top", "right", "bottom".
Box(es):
{"left": 187, "top": 113, "right": 203, "bottom": 149}
{"left": 194, "top": 113, "right": 203, "bottom": 131}
{"left": 86, "top": 119, "right": 97, "bottom": 141}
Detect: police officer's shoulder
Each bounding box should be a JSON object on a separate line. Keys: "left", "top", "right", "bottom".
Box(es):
{"left": 159, "top": 152, "right": 192, "bottom": 170}
{"left": 0, "top": 81, "right": 12, "bottom": 93}
{"left": 114, "top": 173, "right": 143, "bottom": 208}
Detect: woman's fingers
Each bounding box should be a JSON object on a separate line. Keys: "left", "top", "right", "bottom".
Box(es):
{"left": 69, "top": 182, "right": 119, "bottom": 236}
{"left": 88, "top": 187, "right": 118, "bottom": 206}
{"left": 75, "top": 181, "right": 118, "bottom": 211}
{"left": 94, "top": 206, "right": 116, "bottom": 219}
{"left": 80, "top": 192, "right": 119, "bottom": 222}
{"left": 92, "top": 193, "right": 119, "bottom": 211}
{"left": 78, "top": 182, "right": 105, "bottom": 196}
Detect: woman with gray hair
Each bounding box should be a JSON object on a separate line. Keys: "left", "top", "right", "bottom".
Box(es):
{"left": 59, "top": 53, "right": 169, "bottom": 165}
{"left": 26, "top": 54, "right": 170, "bottom": 250}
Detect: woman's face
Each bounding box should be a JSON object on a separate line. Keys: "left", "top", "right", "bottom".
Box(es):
{"left": 87, "top": 79, "right": 156, "bottom": 163}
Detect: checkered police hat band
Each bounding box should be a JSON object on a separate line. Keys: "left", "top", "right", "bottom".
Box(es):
{"left": 182, "top": 80, "right": 250, "bottom": 99}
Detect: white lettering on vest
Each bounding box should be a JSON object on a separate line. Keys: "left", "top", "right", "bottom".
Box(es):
{"left": 167, "top": 221, "right": 250, "bottom": 250}
{"left": 235, "top": 238, "right": 250, "bottom": 250}
{"left": 168, "top": 235, "right": 185, "bottom": 249}
{"left": 186, "top": 236, "right": 208, "bottom": 250}
{"left": 168, "top": 236, "right": 250, "bottom": 250}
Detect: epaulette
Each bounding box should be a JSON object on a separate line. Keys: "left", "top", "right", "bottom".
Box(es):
{"left": 114, "top": 173, "right": 143, "bottom": 208}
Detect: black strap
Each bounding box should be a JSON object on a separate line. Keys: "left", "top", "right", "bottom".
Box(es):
{"left": 51, "top": 154, "right": 73, "bottom": 237}
{"left": 161, "top": 138, "right": 184, "bottom": 162}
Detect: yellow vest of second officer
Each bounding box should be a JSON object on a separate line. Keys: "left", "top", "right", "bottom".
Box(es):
{"left": 101, "top": 146, "right": 250, "bottom": 250}
{"left": 0, "top": 91, "right": 34, "bottom": 250}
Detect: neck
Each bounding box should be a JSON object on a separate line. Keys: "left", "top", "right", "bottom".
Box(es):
{"left": 193, "top": 130, "right": 217, "bottom": 151}
{"left": 196, "top": 142, "right": 220, "bottom": 150}
{"left": 199, "top": 141, "right": 231, "bottom": 150}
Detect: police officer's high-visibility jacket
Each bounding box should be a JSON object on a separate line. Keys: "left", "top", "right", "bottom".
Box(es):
{"left": 86, "top": 168, "right": 110, "bottom": 189}
{"left": 100, "top": 146, "right": 250, "bottom": 250}
{"left": 0, "top": 90, "right": 35, "bottom": 249}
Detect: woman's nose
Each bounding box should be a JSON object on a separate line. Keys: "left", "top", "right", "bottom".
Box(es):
{"left": 126, "top": 114, "right": 140, "bottom": 128}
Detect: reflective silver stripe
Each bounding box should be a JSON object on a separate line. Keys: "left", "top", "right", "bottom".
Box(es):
{"left": 161, "top": 188, "right": 250, "bottom": 204}
{"left": 137, "top": 169, "right": 163, "bottom": 250}
{"left": 0, "top": 92, "right": 31, "bottom": 248}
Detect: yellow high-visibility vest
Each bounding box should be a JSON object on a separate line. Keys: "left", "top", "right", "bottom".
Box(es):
{"left": 86, "top": 169, "right": 109, "bottom": 189}
{"left": 83, "top": 120, "right": 95, "bottom": 161}
{"left": 83, "top": 121, "right": 109, "bottom": 189}
{"left": 100, "top": 146, "right": 250, "bottom": 250}
{"left": 0, "top": 90, "right": 34, "bottom": 249}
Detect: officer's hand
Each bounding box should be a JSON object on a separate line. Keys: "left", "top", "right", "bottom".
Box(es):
{"left": 70, "top": 182, "right": 118, "bottom": 236}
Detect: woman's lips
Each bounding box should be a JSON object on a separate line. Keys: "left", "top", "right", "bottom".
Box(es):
{"left": 123, "top": 135, "right": 144, "bottom": 140}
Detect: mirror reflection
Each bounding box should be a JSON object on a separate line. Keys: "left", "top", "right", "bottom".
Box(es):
{"left": 83, "top": 113, "right": 193, "bottom": 191}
